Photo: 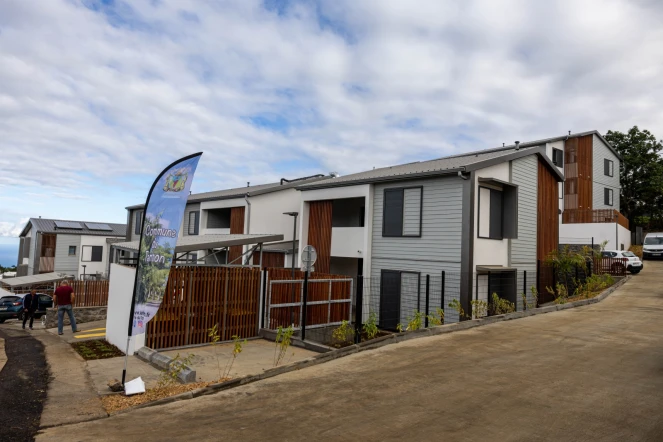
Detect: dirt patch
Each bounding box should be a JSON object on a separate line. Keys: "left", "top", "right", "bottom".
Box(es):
{"left": 71, "top": 340, "right": 124, "bottom": 360}
{"left": 102, "top": 379, "right": 229, "bottom": 413}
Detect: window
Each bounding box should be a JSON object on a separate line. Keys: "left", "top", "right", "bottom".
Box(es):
{"left": 68, "top": 246, "right": 77, "bottom": 256}
{"left": 186, "top": 253, "right": 198, "bottom": 263}
{"left": 188, "top": 211, "right": 200, "bottom": 235}
{"left": 134, "top": 211, "right": 143, "bottom": 235}
{"left": 206, "top": 208, "right": 230, "bottom": 229}
{"left": 604, "top": 159, "right": 614, "bottom": 177}
{"left": 604, "top": 188, "right": 614, "bottom": 206}
{"left": 478, "top": 183, "right": 518, "bottom": 240}
{"left": 552, "top": 148, "right": 564, "bottom": 167}
{"left": 82, "top": 245, "right": 103, "bottom": 262}
{"left": 382, "top": 187, "right": 422, "bottom": 237}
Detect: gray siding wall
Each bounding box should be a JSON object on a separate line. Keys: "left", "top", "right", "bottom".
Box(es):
{"left": 183, "top": 203, "right": 201, "bottom": 236}
{"left": 130, "top": 209, "right": 143, "bottom": 242}
{"left": 592, "top": 135, "right": 620, "bottom": 211}
{"left": 510, "top": 156, "right": 538, "bottom": 311}
{"left": 27, "top": 231, "right": 35, "bottom": 275}
{"left": 370, "top": 177, "right": 464, "bottom": 324}
{"left": 402, "top": 188, "right": 422, "bottom": 235}
{"left": 54, "top": 234, "right": 80, "bottom": 276}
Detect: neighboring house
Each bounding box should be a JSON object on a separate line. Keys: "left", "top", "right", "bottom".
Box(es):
{"left": 16, "top": 218, "right": 127, "bottom": 278}
{"left": 121, "top": 175, "right": 331, "bottom": 267}
{"left": 296, "top": 144, "right": 564, "bottom": 325}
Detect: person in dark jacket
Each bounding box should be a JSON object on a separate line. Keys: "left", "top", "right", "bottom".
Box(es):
{"left": 22, "top": 289, "right": 39, "bottom": 330}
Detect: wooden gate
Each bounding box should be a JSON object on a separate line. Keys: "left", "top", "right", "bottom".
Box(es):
{"left": 146, "top": 266, "right": 262, "bottom": 350}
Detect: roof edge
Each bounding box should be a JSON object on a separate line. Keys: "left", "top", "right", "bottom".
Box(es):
{"left": 296, "top": 168, "right": 465, "bottom": 191}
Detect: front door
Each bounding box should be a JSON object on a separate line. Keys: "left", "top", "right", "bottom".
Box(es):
{"left": 380, "top": 270, "right": 401, "bottom": 330}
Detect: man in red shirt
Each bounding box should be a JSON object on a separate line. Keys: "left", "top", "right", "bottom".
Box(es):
{"left": 53, "top": 280, "right": 78, "bottom": 335}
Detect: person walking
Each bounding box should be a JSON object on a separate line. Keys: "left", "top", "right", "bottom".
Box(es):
{"left": 53, "top": 280, "right": 78, "bottom": 335}
{"left": 22, "top": 289, "right": 39, "bottom": 330}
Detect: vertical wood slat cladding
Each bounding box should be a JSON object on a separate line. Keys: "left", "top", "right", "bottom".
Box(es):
{"left": 70, "top": 280, "right": 109, "bottom": 307}
{"left": 307, "top": 201, "right": 333, "bottom": 274}
{"left": 537, "top": 159, "right": 559, "bottom": 262}
{"left": 564, "top": 135, "right": 593, "bottom": 212}
{"left": 145, "top": 266, "right": 261, "bottom": 350}
{"left": 252, "top": 252, "right": 285, "bottom": 268}
{"left": 228, "top": 206, "right": 246, "bottom": 263}
{"left": 265, "top": 268, "right": 351, "bottom": 330}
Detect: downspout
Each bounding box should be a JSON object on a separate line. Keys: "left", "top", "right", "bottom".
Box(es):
{"left": 458, "top": 170, "right": 470, "bottom": 180}
{"left": 244, "top": 194, "right": 251, "bottom": 234}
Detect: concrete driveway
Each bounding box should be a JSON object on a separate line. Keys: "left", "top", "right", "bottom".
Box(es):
{"left": 38, "top": 261, "right": 663, "bottom": 441}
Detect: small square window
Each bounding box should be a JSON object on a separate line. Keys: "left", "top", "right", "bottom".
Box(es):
{"left": 68, "top": 246, "right": 76, "bottom": 256}
{"left": 552, "top": 148, "right": 564, "bottom": 167}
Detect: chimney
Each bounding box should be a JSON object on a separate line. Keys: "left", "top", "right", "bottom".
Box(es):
{"left": 515, "top": 141, "right": 520, "bottom": 150}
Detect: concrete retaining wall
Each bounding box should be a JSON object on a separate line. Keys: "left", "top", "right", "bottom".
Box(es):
{"left": 44, "top": 306, "right": 107, "bottom": 329}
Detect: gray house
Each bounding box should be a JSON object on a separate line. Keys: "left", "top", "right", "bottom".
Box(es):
{"left": 16, "top": 218, "right": 126, "bottom": 278}
{"left": 296, "top": 143, "right": 564, "bottom": 327}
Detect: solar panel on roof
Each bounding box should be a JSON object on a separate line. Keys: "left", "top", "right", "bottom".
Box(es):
{"left": 54, "top": 221, "right": 83, "bottom": 229}
{"left": 85, "top": 223, "right": 113, "bottom": 231}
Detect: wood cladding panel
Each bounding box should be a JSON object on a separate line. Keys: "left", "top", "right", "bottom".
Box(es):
{"left": 564, "top": 135, "right": 593, "bottom": 210}
{"left": 70, "top": 280, "right": 109, "bottom": 307}
{"left": 252, "top": 251, "right": 285, "bottom": 268}
{"left": 307, "top": 201, "right": 333, "bottom": 274}
{"left": 537, "top": 159, "right": 559, "bottom": 261}
{"left": 228, "top": 206, "right": 246, "bottom": 263}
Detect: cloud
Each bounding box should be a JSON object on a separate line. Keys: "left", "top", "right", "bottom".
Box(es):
{"left": 1, "top": 0, "right": 663, "bottom": 234}
{"left": 0, "top": 217, "right": 29, "bottom": 237}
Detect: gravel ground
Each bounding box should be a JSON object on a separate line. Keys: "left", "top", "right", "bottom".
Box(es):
{"left": 0, "top": 328, "right": 49, "bottom": 442}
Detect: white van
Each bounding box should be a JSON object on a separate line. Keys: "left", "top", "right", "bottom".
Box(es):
{"left": 643, "top": 232, "right": 663, "bottom": 260}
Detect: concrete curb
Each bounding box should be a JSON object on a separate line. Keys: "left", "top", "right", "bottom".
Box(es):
{"left": 135, "top": 347, "right": 196, "bottom": 383}
{"left": 111, "top": 275, "right": 632, "bottom": 415}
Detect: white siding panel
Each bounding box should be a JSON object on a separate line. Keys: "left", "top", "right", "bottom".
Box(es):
{"left": 592, "top": 135, "right": 620, "bottom": 211}
{"left": 54, "top": 234, "right": 80, "bottom": 276}
{"left": 402, "top": 188, "right": 422, "bottom": 235}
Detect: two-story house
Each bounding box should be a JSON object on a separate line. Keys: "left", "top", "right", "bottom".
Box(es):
{"left": 16, "top": 218, "right": 126, "bottom": 278}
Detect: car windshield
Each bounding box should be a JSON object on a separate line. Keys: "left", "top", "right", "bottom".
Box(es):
{"left": 1, "top": 296, "right": 19, "bottom": 303}
{"left": 644, "top": 237, "right": 663, "bottom": 245}
{"left": 622, "top": 252, "right": 636, "bottom": 257}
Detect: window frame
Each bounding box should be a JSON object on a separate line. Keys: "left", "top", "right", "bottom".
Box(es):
{"left": 604, "top": 187, "right": 614, "bottom": 206}
{"left": 552, "top": 148, "right": 564, "bottom": 167}
{"left": 68, "top": 245, "right": 77, "bottom": 256}
{"left": 478, "top": 185, "right": 504, "bottom": 240}
{"left": 81, "top": 245, "right": 103, "bottom": 262}
{"left": 381, "top": 186, "right": 423, "bottom": 238}
{"left": 188, "top": 211, "right": 200, "bottom": 235}
{"left": 134, "top": 210, "right": 143, "bottom": 235}
{"left": 604, "top": 159, "right": 614, "bottom": 177}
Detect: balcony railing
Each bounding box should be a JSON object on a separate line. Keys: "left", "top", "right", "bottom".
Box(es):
{"left": 562, "top": 209, "right": 629, "bottom": 230}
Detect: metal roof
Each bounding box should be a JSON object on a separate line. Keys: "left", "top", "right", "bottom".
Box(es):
{"left": 111, "top": 233, "right": 285, "bottom": 254}
{"left": 19, "top": 218, "right": 126, "bottom": 238}
{"left": 125, "top": 175, "right": 330, "bottom": 210}
{"left": 0, "top": 272, "right": 65, "bottom": 288}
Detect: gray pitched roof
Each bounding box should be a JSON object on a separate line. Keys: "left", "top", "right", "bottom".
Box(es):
{"left": 20, "top": 218, "right": 126, "bottom": 238}
{"left": 126, "top": 174, "right": 330, "bottom": 210}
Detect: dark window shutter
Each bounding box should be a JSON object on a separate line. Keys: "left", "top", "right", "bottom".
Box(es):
{"left": 604, "top": 159, "right": 609, "bottom": 176}
{"left": 489, "top": 189, "right": 503, "bottom": 239}
{"left": 91, "top": 246, "right": 103, "bottom": 262}
{"left": 383, "top": 189, "right": 404, "bottom": 236}
{"left": 194, "top": 211, "right": 199, "bottom": 235}
{"left": 135, "top": 211, "right": 142, "bottom": 235}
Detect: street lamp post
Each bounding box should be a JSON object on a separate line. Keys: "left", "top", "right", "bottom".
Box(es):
{"left": 283, "top": 212, "right": 298, "bottom": 324}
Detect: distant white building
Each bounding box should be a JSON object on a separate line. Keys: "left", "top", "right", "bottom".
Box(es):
{"left": 16, "top": 218, "right": 127, "bottom": 279}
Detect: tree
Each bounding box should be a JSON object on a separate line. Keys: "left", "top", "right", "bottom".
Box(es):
{"left": 604, "top": 126, "right": 663, "bottom": 227}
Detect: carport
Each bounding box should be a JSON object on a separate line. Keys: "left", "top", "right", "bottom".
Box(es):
{"left": 0, "top": 272, "right": 66, "bottom": 294}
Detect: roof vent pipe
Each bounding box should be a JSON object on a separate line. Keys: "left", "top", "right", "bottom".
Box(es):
{"left": 515, "top": 141, "right": 520, "bottom": 150}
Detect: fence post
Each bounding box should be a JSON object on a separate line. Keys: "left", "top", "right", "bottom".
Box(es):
{"left": 185, "top": 267, "right": 194, "bottom": 346}
{"left": 260, "top": 268, "right": 268, "bottom": 330}
{"left": 354, "top": 275, "right": 363, "bottom": 344}
{"left": 523, "top": 270, "right": 527, "bottom": 311}
{"left": 425, "top": 275, "right": 430, "bottom": 328}
{"left": 301, "top": 270, "right": 309, "bottom": 341}
{"left": 441, "top": 271, "right": 445, "bottom": 312}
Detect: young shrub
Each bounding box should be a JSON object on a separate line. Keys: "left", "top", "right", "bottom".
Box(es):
{"left": 396, "top": 323, "right": 404, "bottom": 333}
{"left": 470, "top": 300, "right": 488, "bottom": 319}
{"left": 426, "top": 307, "right": 445, "bottom": 327}
{"left": 529, "top": 286, "right": 539, "bottom": 309}
{"left": 490, "top": 293, "right": 515, "bottom": 315}
{"left": 223, "top": 335, "right": 246, "bottom": 379}
{"left": 548, "top": 283, "right": 568, "bottom": 304}
{"left": 406, "top": 311, "right": 423, "bottom": 331}
{"left": 363, "top": 312, "right": 379, "bottom": 340}
{"left": 207, "top": 324, "right": 222, "bottom": 380}
{"left": 332, "top": 320, "right": 355, "bottom": 346}
{"left": 448, "top": 299, "right": 466, "bottom": 320}
{"left": 273, "top": 325, "right": 294, "bottom": 367}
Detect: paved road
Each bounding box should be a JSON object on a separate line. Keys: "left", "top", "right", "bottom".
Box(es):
{"left": 0, "top": 328, "right": 48, "bottom": 442}
{"left": 38, "top": 262, "right": 663, "bottom": 441}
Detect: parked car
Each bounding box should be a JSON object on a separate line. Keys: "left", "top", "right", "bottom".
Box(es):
{"left": 602, "top": 250, "right": 643, "bottom": 274}
{"left": 0, "top": 293, "right": 53, "bottom": 323}
{"left": 642, "top": 232, "right": 663, "bottom": 260}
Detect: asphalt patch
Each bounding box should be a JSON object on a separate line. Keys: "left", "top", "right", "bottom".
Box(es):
{"left": 0, "top": 329, "right": 49, "bottom": 442}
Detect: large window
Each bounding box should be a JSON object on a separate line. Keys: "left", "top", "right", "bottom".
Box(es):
{"left": 134, "top": 211, "right": 143, "bottom": 235}
{"left": 81, "top": 245, "right": 103, "bottom": 262}
{"left": 206, "top": 208, "right": 230, "bottom": 229}
{"left": 604, "top": 159, "right": 614, "bottom": 177}
{"left": 382, "top": 187, "right": 422, "bottom": 237}
{"left": 604, "top": 188, "right": 614, "bottom": 206}
{"left": 552, "top": 148, "right": 564, "bottom": 167}
{"left": 188, "top": 211, "right": 200, "bottom": 235}
{"left": 478, "top": 181, "right": 518, "bottom": 240}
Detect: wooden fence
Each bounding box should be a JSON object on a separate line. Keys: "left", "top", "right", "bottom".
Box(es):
{"left": 265, "top": 268, "right": 353, "bottom": 330}
{"left": 70, "top": 280, "right": 110, "bottom": 307}
{"left": 146, "top": 266, "right": 262, "bottom": 350}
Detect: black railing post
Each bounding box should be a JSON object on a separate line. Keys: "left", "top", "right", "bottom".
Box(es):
{"left": 441, "top": 271, "right": 445, "bottom": 312}
{"left": 425, "top": 274, "right": 430, "bottom": 328}
{"left": 523, "top": 270, "right": 527, "bottom": 311}
{"left": 354, "top": 275, "right": 363, "bottom": 344}
{"left": 301, "top": 270, "right": 309, "bottom": 341}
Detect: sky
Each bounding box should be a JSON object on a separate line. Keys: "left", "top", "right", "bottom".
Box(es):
{"left": 2, "top": 0, "right": 663, "bottom": 251}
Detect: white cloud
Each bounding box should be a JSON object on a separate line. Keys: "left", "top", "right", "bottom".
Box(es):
{"left": 1, "top": 0, "right": 663, "bottom": 235}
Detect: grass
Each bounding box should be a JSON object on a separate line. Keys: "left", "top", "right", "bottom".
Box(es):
{"left": 71, "top": 339, "right": 124, "bottom": 360}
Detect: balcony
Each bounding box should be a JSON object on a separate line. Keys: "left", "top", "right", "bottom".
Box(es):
{"left": 562, "top": 209, "right": 629, "bottom": 230}
{"left": 331, "top": 227, "right": 365, "bottom": 258}
{"left": 39, "top": 256, "right": 55, "bottom": 273}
